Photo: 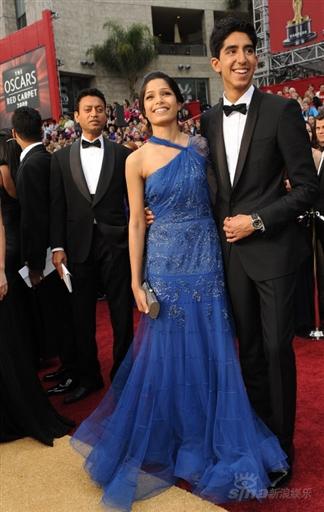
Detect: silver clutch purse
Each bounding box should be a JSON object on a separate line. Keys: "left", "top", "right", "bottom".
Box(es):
{"left": 142, "top": 281, "right": 160, "bottom": 319}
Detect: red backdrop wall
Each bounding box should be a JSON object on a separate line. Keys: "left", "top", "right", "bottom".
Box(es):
{"left": 261, "top": 76, "right": 324, "bottom": 97}
{"left": 268, "top": 0, "right": 324, "bottom": 54}
{"left": 0, "top": 10, "right": 60, "bottom": 128}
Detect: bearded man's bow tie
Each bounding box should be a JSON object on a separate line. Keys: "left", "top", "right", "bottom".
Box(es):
{"left": 82, "top": 139, "right": 101, "bottom": 148}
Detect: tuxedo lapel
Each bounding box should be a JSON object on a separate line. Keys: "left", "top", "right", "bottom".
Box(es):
{"left": 232, "top": 88, "right": 262, "bottom": 189}
{"left": 318, "top": 155, "right": 324, "bottom": 180}
{"left": 16, "top": 157, "right": 26, "bottom": 184}
{"left": 93, "top": 138, "right": 115, "bottom": 206}
{"left": 211, "top": 101, "right": 232, "bottom": 196}
{"left": 70, "top": 140, "right": 92, "bottom": 202}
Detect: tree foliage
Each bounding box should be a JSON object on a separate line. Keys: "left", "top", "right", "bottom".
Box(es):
{"left": 88, "top": 21, "right": 158, "bottom": 99}
{"left": 226, "top": 0, "right": 241, "bottom": 8}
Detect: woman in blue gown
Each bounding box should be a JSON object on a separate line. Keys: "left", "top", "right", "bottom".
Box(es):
{"left": 71, "top": 72, "right": 288, "bottom": 510}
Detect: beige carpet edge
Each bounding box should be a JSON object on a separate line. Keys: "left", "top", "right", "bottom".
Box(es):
{"left": 0, "top": 436, "right": 228, "bottom": 512}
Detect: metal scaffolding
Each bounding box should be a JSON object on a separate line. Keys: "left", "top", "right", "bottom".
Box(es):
{"left": 252, "top": 0, "right": 324, "bottom": 87}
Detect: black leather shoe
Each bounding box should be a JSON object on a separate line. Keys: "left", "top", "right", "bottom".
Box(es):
{"left": 43, "top": 366, "right": 67, "bottom": 382}
{"left": 63, "top": 382, "right": 104, "bottom": 404}
{"left": 46, "top": 377, "right": 78, "bottom": 396}
{"left": 268, "top": 468, "right": 292, "bottom": 489}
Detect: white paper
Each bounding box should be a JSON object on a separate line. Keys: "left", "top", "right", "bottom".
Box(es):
{"left": 61, "top": 263, "right": 72, "bottom": 293}
{"left": 18, "top": 247, "right": 55, "bottom": 288}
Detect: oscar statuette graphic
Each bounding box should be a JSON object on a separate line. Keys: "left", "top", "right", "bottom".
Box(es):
{"left": 283, "top": 0, "right": 317, "bottom": 47}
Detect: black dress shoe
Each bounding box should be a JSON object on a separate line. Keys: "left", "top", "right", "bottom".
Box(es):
{"left": 43, "top": 366, "right": 67, "bottom": 382}
{"left": 63, "top": 382, "right": 104, "bottom": 404}
{"left": 46, "top": 377, "right": 78, "bottom": 396}
{"left": 268, "top": 468, "right": 292, "bottom": 489}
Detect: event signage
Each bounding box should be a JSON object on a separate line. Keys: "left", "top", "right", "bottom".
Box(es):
{"left": 0, "top": 10, "right": 61, "bottom": 129}
{"left": 3, "top": 62, "right": 39, "bottom": 111}
{"left": 0, "top": 47, "right": 51, "bottom": 126}
{"left": 282, "top": 0, "right": 317, "bottom": 47}
{"left": 268, "top": 0, "right": 323, "bottom": 54}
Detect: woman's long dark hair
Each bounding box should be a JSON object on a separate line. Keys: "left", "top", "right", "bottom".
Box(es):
{"left": 0, "top": 130, "right": 22, "bottom": 181}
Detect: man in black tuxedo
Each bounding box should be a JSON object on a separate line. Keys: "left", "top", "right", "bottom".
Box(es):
{"left": 314, "top": 114, "right": 324, "bottom": 318}
{"left": 12, "top": 107, "right": 75, "bottom": 376}
{"left": 315, "top": 112, "right": 324, "bottom": 227}
{"left": 12, "top": 108, "right": 50, "bottom": 288}
{"left": 200, "top": 18, "right": 319, "bottom": 484}
{"left": 315, "top": 112, "right": 324, "bottom": 151}
{"left": 315, "top": 113, "right": 324, "bottom": 244}
{"left": 51, "top": 88, "right": 134, "bottom": 403}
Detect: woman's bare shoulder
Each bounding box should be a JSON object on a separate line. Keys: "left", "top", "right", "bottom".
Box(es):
{"left": 126, "top": 142, "right": 152, "bottom": 168}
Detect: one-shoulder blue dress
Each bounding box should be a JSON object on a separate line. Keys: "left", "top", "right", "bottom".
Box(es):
{"left": 71, "top": 135, "right": 288, "bottom": 511}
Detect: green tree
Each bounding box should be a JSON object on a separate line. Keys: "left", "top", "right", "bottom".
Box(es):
{"left": 226, "top": 0, "right": 241, "bottom": 8}
{"left": 88, "top": 21, "right": 158, "bottom": 100}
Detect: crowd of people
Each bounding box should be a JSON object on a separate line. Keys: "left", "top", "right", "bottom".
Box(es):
{"left": 0, "top": 14, "right": 323, "bottom": 512}
{"left": 41, "top": 82, "right": 324, "bottom": 157}
{"left": 267, "top": 83, "right": 324, "bottom": 126}
{"left": 38, "top": 80, "right": 323, "bottom": 168}
{"left": 42, "top": 99, "right": 202, "bottom": 153}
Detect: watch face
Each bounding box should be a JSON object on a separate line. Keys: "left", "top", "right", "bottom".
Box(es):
{"left": 253, "top": 219, "right": 262, "bottom": 229}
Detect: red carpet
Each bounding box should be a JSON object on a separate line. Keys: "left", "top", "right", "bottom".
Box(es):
{"left": 45, "top": 301, "right": 324, "bottom": 511}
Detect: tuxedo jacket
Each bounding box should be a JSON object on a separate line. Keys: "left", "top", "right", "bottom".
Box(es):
{"left": 50, "top": 138, "right": 131, "bottom": 263}
{"left": 16, "top": 144, "right": 51, "bottom": 270}
{"left": 315, "top": 157, "right": 324, "bottom": 210}
{"left": 201, "top": 88, "right": 319, "bottom": 281}
{"left": 315, "top": 157, "right": 324, "bottom": 243}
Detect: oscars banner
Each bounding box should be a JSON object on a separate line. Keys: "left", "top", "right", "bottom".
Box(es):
{"left": 268, "top": 0, "right": 323, "bottom": 54}
{"left": 0, "top": 47, "right": 51, "bottom": 126}
{"left": 0, "top": 9, "right": 61, "bottom": 129}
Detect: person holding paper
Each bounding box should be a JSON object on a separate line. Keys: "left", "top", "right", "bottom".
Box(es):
{"left": 11, "top": 107, "right": 77, "bottom": 387}
{"left": 12, "top": 108, "right": 51, "bottom": 286}
{"left": 0, "top": 144, "right": 74, "bottom": 445}
{"left": 50, "top": 88, "right": 134, "bottom": 403}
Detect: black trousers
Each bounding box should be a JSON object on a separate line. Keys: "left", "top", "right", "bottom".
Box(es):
{"left": 5, "top": 218, "right": 76, "bottom": 370}
{"left": 28, "top": 271, "right": 76, "bottom": 371}
{"left": 69, "top": 228, "right": 134, "bottom": 387}
{"left": 226, "top": 248, "right": 296, "bottom": 458}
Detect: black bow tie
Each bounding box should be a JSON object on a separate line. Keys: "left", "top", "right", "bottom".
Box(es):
{"left": 81, "top": 139, "right": 101, "bottom": 149}
{"left": 223, "top": 103, "right": 247, "bottom": 116}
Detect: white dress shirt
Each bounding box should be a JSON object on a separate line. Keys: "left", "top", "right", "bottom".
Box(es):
{"left": 80, "top": 134, "right": 104, "bottom": 194}
{"left": 52, "top": 134, "right": 104, "bottom": 253}
{"left": 20, "top": 141, "right": 43, "bottom": 162}
{"left": 223, "top": 85, "right": 255, "bottom": 185}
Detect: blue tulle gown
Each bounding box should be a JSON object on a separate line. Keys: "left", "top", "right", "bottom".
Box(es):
{"left": 71, "top": 136, "right": 288, "bottom": 510}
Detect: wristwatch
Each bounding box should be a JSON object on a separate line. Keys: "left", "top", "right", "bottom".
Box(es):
{"left": 251, "top": 213, "right": 265, "bottom": 232}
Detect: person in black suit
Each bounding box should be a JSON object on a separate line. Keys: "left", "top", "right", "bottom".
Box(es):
{"left": 0, "top": 199, "right": 74, "bottom": 445}
{"left": 50, "top": 88, "right": 134, "bottom": 404}
{"left": 12, "top": 108, "right": 50, "bottom": 287}
{"left": 313, "top": 113, "right": 324, "bottom": 319}
{"left": 315, "top": 113, "right": 324, "bottom": 246}
{"left": 11, "top": 107, "right": 76, "bottom": 387}
{"left": 200, "top": 17, "right": 319, "bottom": 485}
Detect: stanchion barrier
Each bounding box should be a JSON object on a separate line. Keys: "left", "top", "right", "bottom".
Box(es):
{"left": 298, "top": 209, "right": 324, "bottom": 340}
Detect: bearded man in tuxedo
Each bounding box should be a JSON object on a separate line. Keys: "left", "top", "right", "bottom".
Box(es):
{"left": 51, "top": 88, "right": 134, "bottom": 403}
{"left": 200, "top": 17, "right": 319, "bottom": 486}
